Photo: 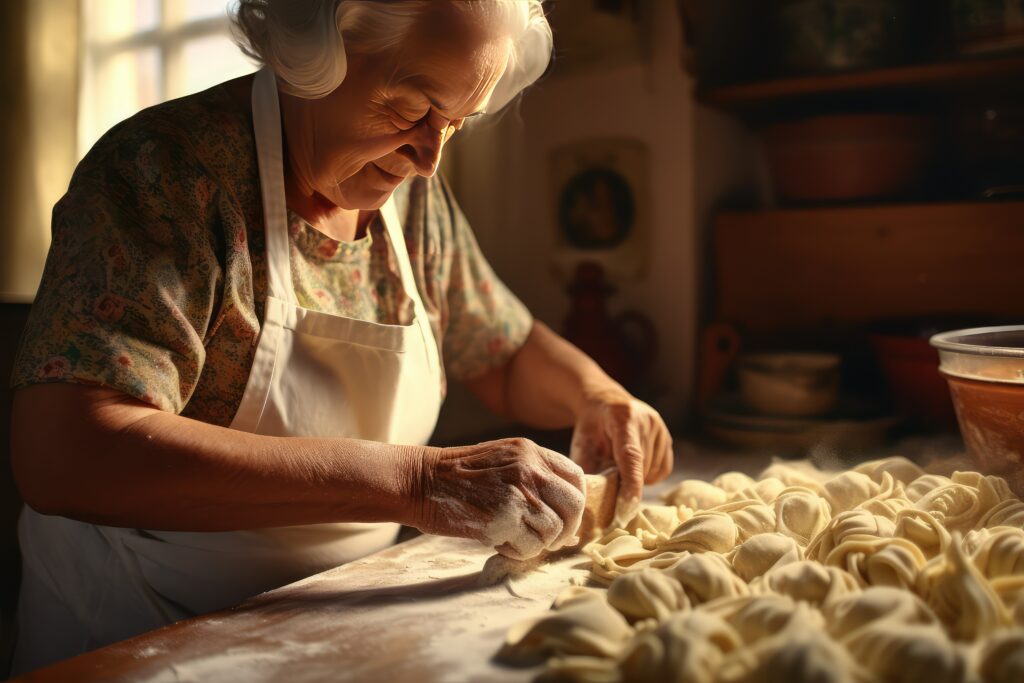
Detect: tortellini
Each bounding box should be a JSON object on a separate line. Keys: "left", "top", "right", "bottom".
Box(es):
{"left": 501, "top": 457, "right": 1024, "bottom": 682}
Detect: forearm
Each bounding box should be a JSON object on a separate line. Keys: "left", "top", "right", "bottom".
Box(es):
{"left": 501, "top": 321, "right": 624, "bottom": 429}
{"left": 12, "top": 384, "right": 427, "bottom": 532}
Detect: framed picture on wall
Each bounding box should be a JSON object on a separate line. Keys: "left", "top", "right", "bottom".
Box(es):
{"left": 549, "top": 138, "right": 650, "bottom": 281}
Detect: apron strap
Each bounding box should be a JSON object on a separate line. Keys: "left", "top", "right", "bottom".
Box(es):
{"left": 252, "top": 67, "right": 299, "bottom": 307}
{"left": 380, "top": 197, "right": 441, "bottom": 379}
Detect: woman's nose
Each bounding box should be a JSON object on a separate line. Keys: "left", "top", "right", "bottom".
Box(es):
{"left": 397, "top": 124, "right": 447, "bottom": 177}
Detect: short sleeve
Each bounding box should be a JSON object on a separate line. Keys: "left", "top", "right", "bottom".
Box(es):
{"left": 10, "top": 114, "right": 222, "bottom": 414}
{"left": 435, "top": 179, "right": 533, "bottom": 381}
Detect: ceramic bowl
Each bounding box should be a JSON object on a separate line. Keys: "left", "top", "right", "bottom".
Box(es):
{"left": 737, "top": 352, "right": 842, "bottom": 417}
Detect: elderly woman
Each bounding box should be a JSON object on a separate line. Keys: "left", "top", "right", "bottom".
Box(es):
{"left": 9, "top": 0, "right": 672, "bottom": 672}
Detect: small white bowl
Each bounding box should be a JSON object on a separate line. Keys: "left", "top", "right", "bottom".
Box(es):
{"left": 737, "top": 352, "right": 842, "bottom": 417}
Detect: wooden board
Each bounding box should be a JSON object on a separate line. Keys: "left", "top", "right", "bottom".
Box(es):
{"left": 713, "top": 202, "right": 1024, "bottom": 333}
{"left": 12, "top": 444, "right": 776, "bottom": 683}
{"left": 698, "top": 56, "right": 1024, "bottom": 116}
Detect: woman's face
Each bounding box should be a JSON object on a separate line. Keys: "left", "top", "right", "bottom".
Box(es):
{"left": 282, "top": 9, "right": 512, "bottom": 210}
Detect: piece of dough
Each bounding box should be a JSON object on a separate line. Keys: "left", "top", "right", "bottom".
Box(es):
{"left": 711, "top": 499, "right": 777, "bottom": 542}
{"left": 823, "top": 586, "right": 936, "bottom": 639}
{"left": 822, "top": 471, "right": 881, "bottom": 515}
{"left": 806, "top": 509, "right": 896, "bottom": 561}
{"left": 663, "top": 552, "right": 748, "bottom": 606}
{"left": 730, "top": 533, "right": 804, "bottom": 582}
{"left": 843, "top": 621, "right": 965, "bottom": 683}
{"left": 606, "top": 568, "right": 689, "bottom": 622}
{"left": 970, "top": 527, "right": 1024, "bottom": 579}
{"left": 660, "top": 512, "right": 739, "bottom": 554}
{"left": 917, "top": 535, "right": 1012, "bottom": 641}
{"left": 498, "top": 587, "right": 633, "bottom": 664}
{"left": 662, "top": 479, "right": 727, "bottom": 510}
{"left": 618, "top": 610, "right": 741, "bottom": 683}
{"left": 773, "top": 488, "right": 831, "bottom": 547}
{"left": 852, "top": 456, "right": 925, "bottom": 486}
{"left": 978, "top": 630, "right": 1024, "bottom": 683}
{"left": 752, "top": 560, "right": 860, "bottom": 607}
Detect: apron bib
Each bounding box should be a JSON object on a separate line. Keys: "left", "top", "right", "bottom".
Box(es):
{"left": 13, "top": 67, "right": 442, "bottom": 674}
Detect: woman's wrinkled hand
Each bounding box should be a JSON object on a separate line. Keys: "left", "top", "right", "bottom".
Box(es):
{"left": 569, "top": 387, "right": 673, "bottom": 506}
{"left": 416, "top": 438, "right": 586, "bottom": 560}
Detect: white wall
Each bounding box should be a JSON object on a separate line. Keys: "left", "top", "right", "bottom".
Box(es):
{"left": 435, "top": 0, "right": 703, "bottom": 443}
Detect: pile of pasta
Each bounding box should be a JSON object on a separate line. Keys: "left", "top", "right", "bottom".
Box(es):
{"left": 497, "top": 457, "right": 1024, "bottom": 682}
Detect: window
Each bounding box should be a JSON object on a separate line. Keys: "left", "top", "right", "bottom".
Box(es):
{"left": 79, "top": 0, "right": 256, "bottom": 158}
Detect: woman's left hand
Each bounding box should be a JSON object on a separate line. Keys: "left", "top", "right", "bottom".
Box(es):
{"left": 569, "top": 386, "right": 673, "bottom": 506}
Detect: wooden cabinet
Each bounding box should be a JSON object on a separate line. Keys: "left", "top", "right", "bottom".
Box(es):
{"left": 714, "top": 202, "right": 1024, "bottom": 333}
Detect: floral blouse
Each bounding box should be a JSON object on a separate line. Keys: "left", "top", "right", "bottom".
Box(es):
{"left": 11, "top": 80, "right": 533, "bottom": 427}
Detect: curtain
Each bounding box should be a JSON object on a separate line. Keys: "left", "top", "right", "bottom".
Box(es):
{"left": 0, "top": 0, "right": 79, "bottom": 303}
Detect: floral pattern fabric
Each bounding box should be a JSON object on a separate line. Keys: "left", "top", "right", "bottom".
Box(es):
{"left": 11, "top": 80, "right": 533, "bottom": 427}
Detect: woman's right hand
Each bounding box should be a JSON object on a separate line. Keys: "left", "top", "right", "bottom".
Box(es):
{"left": 416, "top": 438, "right": 587, "bottom": 560}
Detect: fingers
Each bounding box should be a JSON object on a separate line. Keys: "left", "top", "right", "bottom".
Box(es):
{"left": 611, "top": 418, "right": 645, "bottom": 505}
{"left": 645, "top": 416, "right": 674, "bottom": 483}
{"left": 536, "top": 448, "right": 586, "bottom": 548}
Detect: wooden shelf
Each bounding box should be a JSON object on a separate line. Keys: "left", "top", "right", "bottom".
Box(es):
{"left": 699, "top": 55, "right": 1024, "bottom": 115}
{"left": 713, "top": 201, "right": 1024, "bottom": 333}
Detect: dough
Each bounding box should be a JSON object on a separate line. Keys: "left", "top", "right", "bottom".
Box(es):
{"left": 618, "top": 611, "right": 741, "bottom": 683}
{"left": 978, "top": 631, "right": 1024, "bottom": 683}
{"left": 821, "top": 535, "right": 926, "bottom": 589}
{"left": 751, "top": 560, "right": 860, "bottom": 607}
{"left": 498, "top": 586, "right": 632, "bottom": 664}
{"left": 843, "top": 621, "right": 965, "bottom": 683}
{"left": 663, "top": 552, "right": 749, "bottom": 605}
{"left": 607, "top": 568, "right": 688, "bottom": 622}
{"left": 822, "top": 471, "right": 880, "bottom": 515}
{"left": 905, "top": 474, "right": 953, "bottom": 502}
{"left": 624, "top": 504, "right": 687, "bottom": 549}
{"left": 806, "top": 509, "right": 896, "bottom": 561}
{"left": 981, "top": 498, "right": 1024, "bottom": 528}
{"left": 716, "top": 618, "right": 865, "bottom": 683}
{"left": 894, "top": 508, "right": 952, "bottom": 559}
{"left": 773, "top": 488, "right": 831, "bottom": 546}
{"left": 730, "top": 533, "right": 804, "bottom": 582}
{"left": 971, "top": 527, "right": 1024, "bottom": 579}
{"left": 853, "top": 455, "right": 925, "bottom": 486}
{"left": 660, "top": 512, "right": 739, "bottom": 555}
{"left": 500, "top": 456, "right": 1024, "bottom": 682}
{"left": 662, "top": 479, "right": 727, "bottom": 510}
{"left": 917, "top": 537, "right": 1011, "bottom": 641}
{"left": 823, "top": 586, "right": 936, "bottom": 639}
{"left": 711, "top": 499, "right": 776, "bottom": 542}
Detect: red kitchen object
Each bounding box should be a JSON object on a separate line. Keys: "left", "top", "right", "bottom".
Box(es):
{"left": 870, "top": 333, "right": 958, "bottom": 432}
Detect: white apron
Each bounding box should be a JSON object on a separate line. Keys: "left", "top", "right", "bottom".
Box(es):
{"left": 12, "top": 67, "right": 443, "bottom": 674}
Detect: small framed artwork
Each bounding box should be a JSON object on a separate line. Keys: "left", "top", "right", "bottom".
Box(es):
{"left": 549, "top": 138, "right": 649, "bottom": 281}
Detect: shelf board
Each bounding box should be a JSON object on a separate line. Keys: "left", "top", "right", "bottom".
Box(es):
{"left": 713, "top": 200, "right": 1024, "bottom": 333}
{"left": 699, "top": 55, "right": 1024, "bottom": 114}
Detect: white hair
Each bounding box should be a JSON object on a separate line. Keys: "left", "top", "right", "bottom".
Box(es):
{"left": 230, "top": 0, "right": 552, "bottom": 111}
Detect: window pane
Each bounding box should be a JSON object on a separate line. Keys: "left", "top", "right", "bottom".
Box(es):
{"left": 179, "top": 33, "right": 255, "bottom": 97}
{"left": 88, "top": 48, "right": 162, "bottom": 148}
{"left": 84, "top": 0, "right": 161, "bottom": 42}
{"left": 184, "top": 0, "right": 230, "bottom": 21}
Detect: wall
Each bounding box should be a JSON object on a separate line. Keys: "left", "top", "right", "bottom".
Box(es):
{"left": 434, "top": 0, "right": 702, "bottom": 443}
{"left": 0, "top": 0, "right": 78, "bottom": 303}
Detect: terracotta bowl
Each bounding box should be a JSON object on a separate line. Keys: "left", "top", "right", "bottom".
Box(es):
{"left": 931, "top": 326, "right": 1024, "bottom": 494}
{"left": 761, "top": 113, "right": 935, "bottom": 203}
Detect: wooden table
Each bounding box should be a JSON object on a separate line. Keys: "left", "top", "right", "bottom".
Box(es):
{"left": 13, "top": 444, "right": 823, "bottom": 682}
